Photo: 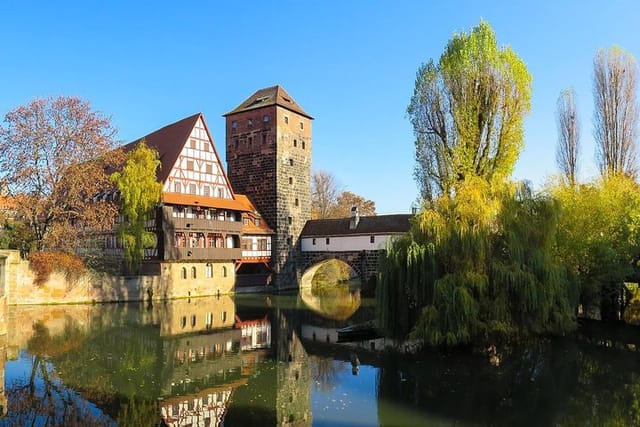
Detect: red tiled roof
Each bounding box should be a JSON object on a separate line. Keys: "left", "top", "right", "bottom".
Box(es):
{"left": 235, "top": 194, "right": 274, "bottom": 235}
{"left": 162, "top": 193, "right": 249, "bottom": 211}
{"left": 223, "top": 85, "right": 313, "bottom": 119}
{"left": 122, "top": 113, "right": 201, "bottom": 184}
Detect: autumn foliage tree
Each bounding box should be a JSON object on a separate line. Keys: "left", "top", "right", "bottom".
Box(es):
{"left": 311, "top": 170, "right": 376, "bottom": 219}
{"left": 110, "top": 140, "right": 162, "bottom": 273}
{"left": 0, "top": 96, "right": 123, "bottom": 251}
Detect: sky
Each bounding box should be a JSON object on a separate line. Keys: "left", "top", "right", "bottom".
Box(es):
{"left": 2, "top": 1, "right": 640, "bottom": 214}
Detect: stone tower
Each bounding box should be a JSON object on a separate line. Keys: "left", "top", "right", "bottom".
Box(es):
{"left": 224, "top": 86, "right": 312, "bottom": 288}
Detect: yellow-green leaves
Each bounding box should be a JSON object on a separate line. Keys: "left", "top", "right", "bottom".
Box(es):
{"left": 408, "top": 20, "right": 532, "bottom": 201}
{"left": 111, "top": 140, "right": 162, "bottom": 273}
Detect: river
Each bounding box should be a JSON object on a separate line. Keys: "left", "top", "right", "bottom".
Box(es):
{"left": 0, "top": 290, "right": 638, "bottom": 426}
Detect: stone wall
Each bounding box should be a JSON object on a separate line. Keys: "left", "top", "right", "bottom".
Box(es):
{"left": 0, "top": 250, "right": 235, "bottom": 305}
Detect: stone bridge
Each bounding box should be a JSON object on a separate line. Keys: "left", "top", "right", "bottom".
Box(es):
{"left": 298, "top": 250, "right": 381, "bottom": 289}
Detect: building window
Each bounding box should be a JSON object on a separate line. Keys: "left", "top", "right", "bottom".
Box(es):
{"left": 370, "top": 235, "right": 375, "bottom": 244}
{"left": 189, "top": 183, "right": 197, "bottom": 194}
{"left": 254, "top": 218, "right": 260, "bottom": 226}
{"left": 302, "top": 141, "right": 306, "bottom": 150}
{"left": 326, "top": 238, "right": 330, "bottom": 245}
{"left": 206, "top": 163, "right": 213, "bottom": 174}
{"left": 222, "top": 311, "right": 227, "bottom": 322}
{"left": 293, "top": 139, "right": 297, "bottom": 147}
{"left": 287, "top": 236, "right": 292, "bottom": 245}
{"left": 312, "top": 238, "right": 316, "bottom": 245}
{"left": 206, "top": 263, "right": 213, "bottom": 278}
{"left": 243, "top": 217, "right": 249, "bottom": 225}
{"left": 289, "top": 158, "right": 294, "bottom": 166}
{"left": 205, "top": 312, "right": 213, "bottom": 329}
{"left": 181, "top": 267, "right": 187, "bottom": 279}
{"left": 203, "top": 142, "right": 209, "bottom": 151}
{"left": 263, "top": 114, "right": 269, "bottom": 122}
{"left": 231, "top": 121, "right": 237, "bottom": 129}
{"left": 190, "top": 139, "right": 197, "bottom": 149}
{"left": 300, "top": 122, "right": 304, "bottom": 130}
{"left": 203, "top": 186, "right": 210, "bottom": 197}
{"left": 295, "top": 198, "right": 299, "bottom": 207}
{"left": 262, "top": 133, "right": 267, "bottom": 144}
{"left": 191, "top": 266, "right": 197, "bottom": 279}
{"left": 180, "top": 316, "right": 187, "bottom": 328}
{"left": 284, "top": 116, "right": 289, "bottom": 124}
{"left": 186, "top": 160, "right": 194, "bottom": 170}
{"left": 222, "top": 266, "right": 228, "bottom": 278}
{"left": 248, "top": 119, "right": 253, "bottom": 127}
{"left": 248, "top": 136, "right": 253, "bottom": 146}
{"left": 191, "top": 315, "right": 196, "bottom": 327}
{"left": 288, "top": 216, "right": 292, "bottom": 225}
{"left": 174, "top": 182, "right": 181, "bottom": 193}
{"left": 288, "top": 177, "right": 293, "bottom": 185}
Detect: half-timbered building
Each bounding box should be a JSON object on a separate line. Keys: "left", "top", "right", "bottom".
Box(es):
{"left": 112, "top": 113, "right": 262, "bottom": 294}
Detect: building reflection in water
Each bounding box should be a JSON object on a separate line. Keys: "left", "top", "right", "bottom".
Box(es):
{"left": 150, "top": 295, "right": 274, "bottom": 427}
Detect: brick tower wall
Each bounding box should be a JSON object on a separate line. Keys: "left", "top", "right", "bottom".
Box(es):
{"left": 225, "top": 104, "right": 312, "bottom": 289}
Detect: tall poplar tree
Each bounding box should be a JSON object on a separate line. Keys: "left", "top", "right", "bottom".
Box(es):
{"left": 593, "top": 46, "right": 639, "bottom": 177}
{"left": 408, "top": 21, "right": 532, "bottom": 201}
{"left": 556, "top": 88, "right": 580, "bottom": 186}
{"left": 111, "top": 140, "right": 162, "bottom": 273}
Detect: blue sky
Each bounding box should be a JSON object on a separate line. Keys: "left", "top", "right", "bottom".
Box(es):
{"left": 2, "top": 1, "right": 640, "bottom": 214}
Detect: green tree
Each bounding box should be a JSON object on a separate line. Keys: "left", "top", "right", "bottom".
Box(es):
{"left": 407, "top": 21, "right": 532, "bottom": 201}
{"left": 551, "top": 174, "right": 640, "bottom": 320}
{"left": 110, "top": 140, "right": 162, "bottom": 273}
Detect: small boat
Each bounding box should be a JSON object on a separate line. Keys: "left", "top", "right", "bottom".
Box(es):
{"left": 337, "top": 321, "right": 380, "bottom": 343}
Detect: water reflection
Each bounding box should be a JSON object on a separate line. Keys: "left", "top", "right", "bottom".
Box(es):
{"left": 0, "top": 296, "right": 639, "bottom": 426}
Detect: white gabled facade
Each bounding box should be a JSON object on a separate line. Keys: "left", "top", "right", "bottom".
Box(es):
{"left": 164, "top": 116, "right": 234, "bottom": 199}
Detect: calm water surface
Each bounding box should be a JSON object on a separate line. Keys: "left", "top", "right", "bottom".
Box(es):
{"left": 0, "top": 291, "right": 639, "bottom": 426}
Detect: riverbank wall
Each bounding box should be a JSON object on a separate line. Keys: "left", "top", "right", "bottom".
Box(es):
{"left": 0, "top": 250, "right": 235, "bottom": 305}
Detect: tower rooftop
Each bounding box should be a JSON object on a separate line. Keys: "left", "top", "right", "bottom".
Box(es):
{"left": 223, "top": 85, "right": 313, "bottom": 119}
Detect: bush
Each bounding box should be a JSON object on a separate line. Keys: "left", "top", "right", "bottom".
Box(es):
{"left": 29, "top": 251, "right": 85, "bottom": 286}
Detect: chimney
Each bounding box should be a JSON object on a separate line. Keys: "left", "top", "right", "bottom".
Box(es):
{"left": 349, "top": 205, "right": 360, "bottom": 230}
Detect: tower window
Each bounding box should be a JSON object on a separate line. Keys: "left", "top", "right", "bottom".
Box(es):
{"left": 288, "top": 216, "right": 292, "bottom": 225}
{"left": 284, "top": 116, "right": 289, "bottom": 124}
{"left": 287, "top": 236, "right": 292, "bottom": 245}
{"left": 326, "top": 238, "right": 330, "bottom": 245}
{"left": 293, "top": 139, "right": 297, "bottom": 147}
{"left": 288, "top": 177, "right": 293, "bottom": 185}
{"left": 231, "top": 121, "right": 237, "bottom": 129}
{"left": 312, "top": 238, "right": 316, "bottom": 245}
{"left": 300, "top": 122, "right": 304, "bottom": 130}
{"left": 289, "top": 158, "right": 294, "bottom": 166}
{"left": 302, "top": 141, "right": 306, "bottom": 150}
{"left": 370, "top": 235, "right": 375, "bottom": 244}
{"left": 263, "top": 114, "right": 269, "bottom": 122}
{"left": 295, "top": 198, "right": 299, "bottom": 206}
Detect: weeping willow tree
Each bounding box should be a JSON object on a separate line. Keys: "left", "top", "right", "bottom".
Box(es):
{"left": 111, "top": 140, "right": 162, "bottom": 273}
{"left": 378, "top": 181, "right": 577, "bottom": 345}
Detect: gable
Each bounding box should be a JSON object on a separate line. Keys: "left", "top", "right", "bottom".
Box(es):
{"left": 163, "top": 116, "right": 235, "bottom": 199}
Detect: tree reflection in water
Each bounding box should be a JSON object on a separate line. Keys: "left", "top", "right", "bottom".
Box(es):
{"left": 310, "top": 356, "right": 346, "bottom": 392}
{"left": 3, "top": 321, "right": 113, "bottom": 426}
